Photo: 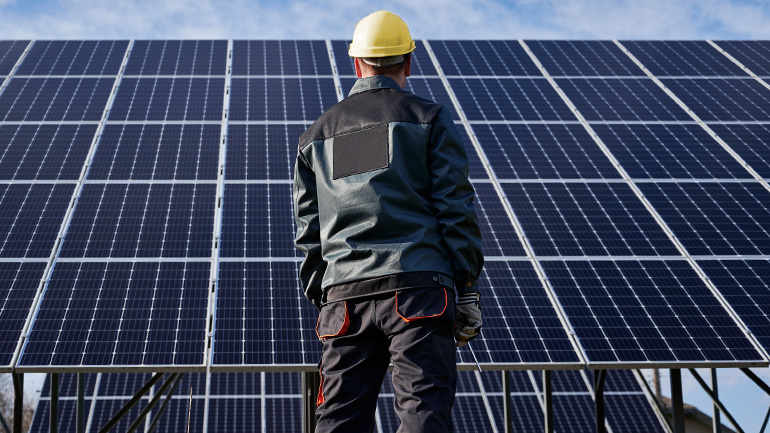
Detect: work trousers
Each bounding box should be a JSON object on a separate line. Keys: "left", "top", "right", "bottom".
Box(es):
{"left": 315, "top": 285, "right": 457, "bottom": 433}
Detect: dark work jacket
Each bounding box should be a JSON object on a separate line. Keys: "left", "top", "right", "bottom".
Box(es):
{"left": 293, "top": 75, "right": 483, "bottom": 308}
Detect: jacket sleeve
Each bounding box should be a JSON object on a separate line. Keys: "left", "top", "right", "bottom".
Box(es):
{"left": 428, "top": 107, "right": 484, "bottom": 295}
{"left": 293, "top": 145, "right": 326, "bottom": 309}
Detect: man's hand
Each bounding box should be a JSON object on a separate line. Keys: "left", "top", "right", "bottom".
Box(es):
{"left": 455, "top": 292, "right": 481, "bottom": 347}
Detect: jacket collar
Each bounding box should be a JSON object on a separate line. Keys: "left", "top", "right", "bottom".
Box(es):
{"left": 348, "top": 75, "right": 404, "bottom": 97}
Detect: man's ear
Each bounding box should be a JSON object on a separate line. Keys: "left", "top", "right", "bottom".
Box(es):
{"left": 404, "top": 55, "right": 412, "bottom": 78}
{"left": 354, "top": 57, "right": 363, "bottom": 78}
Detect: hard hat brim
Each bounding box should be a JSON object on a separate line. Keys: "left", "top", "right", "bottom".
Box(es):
{"left": 348, "top": 40, "right": 416, "bottom": 58}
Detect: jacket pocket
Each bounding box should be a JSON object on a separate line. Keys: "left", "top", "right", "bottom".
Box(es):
{"left": 316, "top": 301, "right": 350, "bottom": 340}
{"left": 395, "top": 287, "right": 448, "bottom": 323}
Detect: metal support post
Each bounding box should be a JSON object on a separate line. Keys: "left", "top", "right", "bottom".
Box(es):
{"left": 126, "top": 373, "right": 181, "bottom": 433}
{"left": 98, "top": 372, "right": 165, "bottom": 433}
{"left": 689, "top": 369, "right": 744, "bottom": 433}
{"left": 51, "top": 374, "right": 59, "bottom": 433}
{"left": 711, "top": 369, "right": 721, "bottom": 433}
{"left": 594, "top": 370, "right": 606, "bottom": 433}
{"left": 740, "top": 368, "right": 770, "bottom": 396}
{"left": 543, "top": 370, "right": 553, "bottom": 433}
{"left": 670, "top": 369, "right": 685, "bottom": 433}
{"left": 76, "top": 374, "right": 85, "bottom": 433}
{"left": 0, "top": 408, "right": 10, "bottom": 433}
{"left": 760, "top": 404, "right": 770, "bottom": 433}
{"left": 146, "top": 373, "right": 184, "bottom": 433}
{"left": 302, "top": 371, "right": 321, "bottom": 433}
{"left": 12, "top": 374, "right": 22, "bottom": 433}
{"left": 502, "top": 371, "right": 513, "bottom": 433}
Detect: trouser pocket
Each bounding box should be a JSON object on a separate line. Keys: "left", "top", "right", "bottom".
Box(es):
{"left": 395, "top": 287, "right": 449, "bottom": 323}
{"left": 316, "top": 301, "right": 350, "bottom": 340}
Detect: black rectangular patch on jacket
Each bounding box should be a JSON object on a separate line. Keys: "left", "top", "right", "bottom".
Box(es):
{"left": 332, "top": 123, "right": 389, "bottom": 180}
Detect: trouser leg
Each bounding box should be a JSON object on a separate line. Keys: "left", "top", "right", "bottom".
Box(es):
{"left": 315, "top": 299, "right": 389, "bottom": 433}
{"left": 385, "top": 288, "right": 457, "bottom": 433}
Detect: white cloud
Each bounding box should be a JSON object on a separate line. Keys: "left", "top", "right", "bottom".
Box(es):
{"left": 3, "top": 0, "right": 768, "bottom": 40}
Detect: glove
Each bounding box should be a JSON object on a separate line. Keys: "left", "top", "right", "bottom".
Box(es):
{"left": 455, "top": 292, "right": 482, "bottom": 347}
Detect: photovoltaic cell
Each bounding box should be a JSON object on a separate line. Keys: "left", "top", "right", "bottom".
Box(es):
{"left": 555, "top": 78, "right": 690, "bottom": 121}
{"left": 331, "top": 39, "right": 437, "bottom": 76}
{"left": 88, "top": 124, "right": 220, "bottom": 180}
{"left": 97, "top": 372, "right": 152, "bottom": 396}
{"left": 59, "top": 183, "right": 216, "bottom": 258}
{"left": 592, "top": 123, "right": 751, "bottom": 179}
{"left": 0, "top": 77, "right": 113, "bottom": 121}
{"left": 220, "top": 184, "right": 299, "bottom": 258}
{"left": 698, "top": 260, "right": 770, "bottom": 353}
{"left": 458, "top": 261, "right": 579, "bottom": 365}
{"left": 458, "top": 126, "right": 487, "bottom": 180}
{"left": 226, "top": 123, "right": 309, "bottom": 180}
{"left": 623, "top": 40, "right": 747, "bottom": 77}
{"left": 209, "top": 371, "right": 261, "bottom": 395}
{"left": 232, "top": 40, "right": 332, "bottom": 75}
{"left": 207, "top": 399, "right": 262, "bottom": 432}
{"left": 150, "top": 399, "right": 206, "bottom": 433}
{"left": 606, "top": 394, "right": 667, "bottom": 433}
{"left": 213, "top": 261, "right": 320, "bottom": 366}
{"left": 526, "top": 40, "right": 641, "bottom": 77}
{"left": 502, "top": 183, "right": 678, "bottom": 257}
{"left": 0, "top": 40, "right": 29, "bottom": 75}
{"left": 228, "top": 77, "right": 337, "bottom": 121}
{"left": 0, "top": 123, "right": 96, "bottom": 180}
{"left": 471, "top": 123, "right": 621, "bottom": 179}
{"left": 472, "top": 182, "right": 526, "bottom": 257}
{"left": 0, "top": 262, "right": 45, "bottom": 368}
{"left": 89, "top": 399, "right": 148, "bottom": 433}
{"left": 709, "top": 124, "right": 770, "bottom": 178}
{"left": 20, "top": 261, "right": 210, "bottom": 367}
{"left": 123, "top": 40, "right": 227, "bottom": 76}
{"left": 661, "top": 78, "right": 770, "bottom": 121}
{"left": 0, "top": 183, "right": 74, "bottom": 258}
{"left": 109, "top": 77, "right": 224, "bottom": 121}
{"left": 16, "top": 40, "right": 129, "bottom": 76}
{"left": 429, "top": 40, "right": 541, "bottom": 76}
{"left": 450, "top": 78, "right": 576, "bottom": 121}
{"left": 543, "top": 260, "right": 764, "bottom": 364}
{"left": 716, "top": 40, "right": 770, "bottom": 76}
{"left": 29, "top": 401, "right": 92, "bottom": 433}
{"left": 639, "top": 182, "right": 770, "bottom": 256}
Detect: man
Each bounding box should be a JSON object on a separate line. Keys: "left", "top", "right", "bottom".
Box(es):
{"left": 293, "top": 10, "right": 483, "bottom": 432}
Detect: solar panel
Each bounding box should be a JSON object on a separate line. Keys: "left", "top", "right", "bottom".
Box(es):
{"left": 661, "top": 78, "right": 770, "bottom": 121}
{"left": 554, "top": 78, "right": 691, "bottom": 121}
{"left": 19, "top": 261, "right": 210, "bottom": 368}
{"left": 502, "top": 182, "right": 679, "bottom": 257}
{"left": 0, "top": 183, "right": 74, "bottom": 258}
{"left": 109, "top": 77, "right": 225, "bottom": 121}
{"left": 0, "top": 124, "right": 96, "bottom": 180}
{"left": 429, "top": 40, "right": 540, "bottom": 76}
{"left": 699, "top": 260, "right": 770, "bottom": 352}
{"left": 16, "top": 40, "right": 129, "bottom": 76}
{"left": 0, "top": 262, "right": 45, "bottom": 370}
{"left": 715, "top": 41, "right": 770, "bottom": 76}
{"left": 0, "top": 40, "right": 30, "bottom": 75}
{"left": 233, "top": 40, "right": 331, "bottom": 76}
{"left": 471, "top": 123, "right": 621, "bottom": 179}
{"left": 0, "top": 77, "right": 113, "bottom": 121}
{"left": 591, "top": 123, "right": 752, "bottom": 179}
{"left": 59, "top": 183, "right": 216, "bottom": 258}
{"left": 639, "top": 182, "right": 770, "bottom": 256}
{"left": 123, "top": 40, "right": 227, "bottom": 76}
{"left": 229, "top": 77, "right": 337, "bottom": 121}
{"left": 225, "top": 124, "right": 308, "bottom": 180}
{"left": 708, "top": 124, "right": 770, "bottom": 178}
{"left": 542, "top": 260, "right": 764, "bottom": 365}
{"left": 622, "top": 41, "right": 748, "bottom": 77}
{"left": 526, "top": 40, "right": 642, "bottom": 77}
{"left": 88, "top": 124, "right": 220, "bottom": 180}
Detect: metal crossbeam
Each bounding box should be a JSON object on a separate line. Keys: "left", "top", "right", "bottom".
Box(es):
{"left": 689, "top": 369, "right": 743, "bottom": 433}
{"left": 97, "top": 372, "right": 164, "bottom": 433}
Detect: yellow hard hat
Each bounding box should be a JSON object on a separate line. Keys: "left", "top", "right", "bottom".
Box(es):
{"left": 348, "top": 10, "right": 416, "bottom": 58}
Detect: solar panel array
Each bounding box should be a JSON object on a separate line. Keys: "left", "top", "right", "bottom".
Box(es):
{"left": 29, "top": 369, "right": 666, "bottom": 433}
{"left": 1, "top": 39, "right": 770, "bottom": 374}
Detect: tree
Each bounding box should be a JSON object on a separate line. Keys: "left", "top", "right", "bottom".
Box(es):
{"left": 0, "top": 374, "right": 35, "bottom": 433}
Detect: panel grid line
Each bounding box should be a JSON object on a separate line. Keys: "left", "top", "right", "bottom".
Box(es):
{"left": 203, "top": 38, "right": 234, "bottom": 433}
{"left": 10, "top": 40, "right": 134, "bottom": 371}
{"left": 709, "top": 40, "right": 770, "bottom": 93}
{"left": 423, "top": 39, "right": 586, "bottom": 368}
{"left": 0, "top": 40, "right": 34, "bottom": 99}
{"left": 521, "top": 38, "right": 768, "bottom": 365}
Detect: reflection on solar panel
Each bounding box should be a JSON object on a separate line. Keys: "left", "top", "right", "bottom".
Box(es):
{"left": 30, "top": 369, "right": 666, "bottom": 433}
{"left": 1, "top": 38, "right": 768, "bottom": 379}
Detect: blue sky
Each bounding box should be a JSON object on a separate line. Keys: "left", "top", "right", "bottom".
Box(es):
{"left": 2, "top": 0, "right": 770, "bottom": 431}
